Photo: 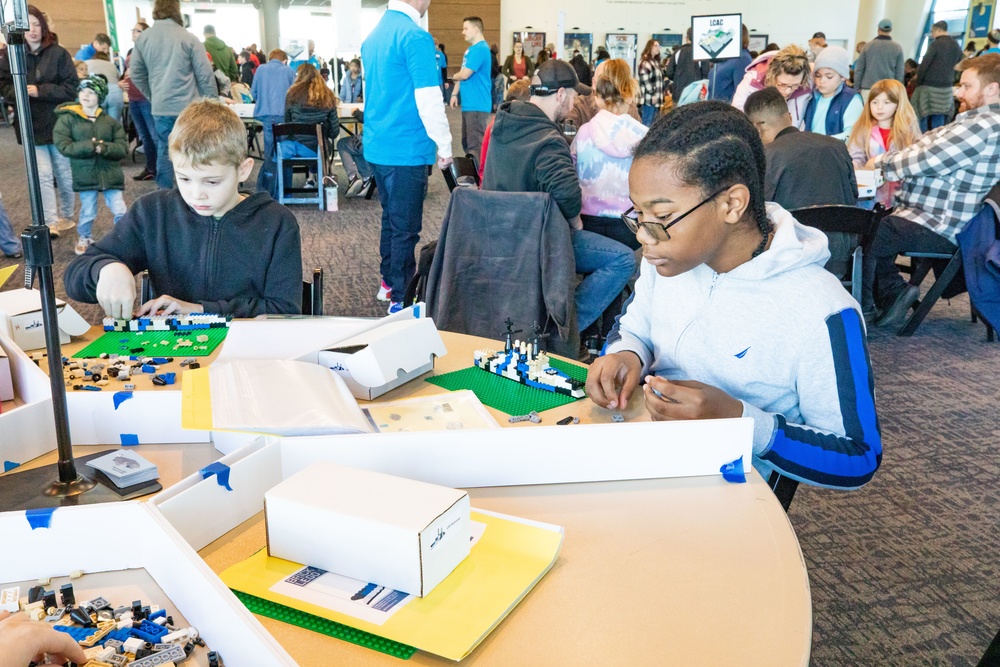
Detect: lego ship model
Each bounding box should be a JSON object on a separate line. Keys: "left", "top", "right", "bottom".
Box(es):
{"left": 473, "top": 319, "right": 586, "bottom": 398}
{"left": 103, "top": 313, "right": 231, "bottom": 332}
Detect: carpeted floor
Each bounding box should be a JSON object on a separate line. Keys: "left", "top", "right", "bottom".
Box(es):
{"left": 2, "top": 108, "right": 1000, "bottom": 665}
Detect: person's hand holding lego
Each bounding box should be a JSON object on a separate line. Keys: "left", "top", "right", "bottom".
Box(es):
{"left": 0, "top": 610, "right": 87, "bottom": 667}
{"left": 642, "top": 376, "right": 743, "bottom": 421}
{"left": 586, "top": 351, "right": 643, "bottom": 410}
{"left": 96, "top": 262, "right": 136, "bottom": 319}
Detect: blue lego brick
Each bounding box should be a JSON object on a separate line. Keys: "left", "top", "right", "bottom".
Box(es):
{"left": 141, "top": 364, "right": 156, "bottom": 373}
{"left": 129, "top": 619, "right": 168, "bottom": 643}
{"left": 53, "top": 625, "right": 93, "bottom": 641}
{"left": 103, "top": 628, "right": 134, "bottom": 644}
{"left": 148, "top": 609, "right": 167, "bottom": 621}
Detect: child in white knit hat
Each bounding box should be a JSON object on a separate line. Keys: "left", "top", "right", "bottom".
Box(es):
{"left": 804, "top": 45, "right": 865, "bottom": 140}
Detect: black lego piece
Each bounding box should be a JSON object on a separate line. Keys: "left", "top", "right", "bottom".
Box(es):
{"left": 59, "top": 583, "right": 75, "bottom": 606}
{"left": 27, "top": 585, "right": 44, "bottom": 604}
{"left": 68, "top": 605, "right": 95, "bottom": 627}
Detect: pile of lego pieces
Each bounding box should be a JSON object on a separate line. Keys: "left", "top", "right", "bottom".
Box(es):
{"left": 1, "top": 578, "right": 223, "bottom": 666}
{"left": 61, "top": 355, "right": 197, "bottom": 392}
{"left": 103, "top": 315, "right": 230, "bottom": 333}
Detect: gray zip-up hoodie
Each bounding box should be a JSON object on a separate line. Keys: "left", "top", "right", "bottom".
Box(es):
{"left": 130, "top": 18, "right": 217, "bottom": 116}
{"left": 605, "top": 205, "right": 882, "bottom": 490}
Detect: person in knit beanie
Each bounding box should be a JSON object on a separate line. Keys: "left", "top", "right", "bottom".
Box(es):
{"left": 804, "top": 45, "right": 864, "bottom": 139}
{"left": 79, "top": 73, "right": 109, "bottom": 105}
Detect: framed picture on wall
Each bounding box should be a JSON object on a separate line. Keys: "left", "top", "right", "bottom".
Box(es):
{"left": 513, "top": 32, "right": 547, "bottom": 59}
{"left": 606, "top": 33, "right": 638, "bottom": 73}
{"left": 691, "top": 14, "right": 742, "bottom": 61}
{"left": 652, "top": 33, "right": 683, "bottom": 50}
{"left": 564, "top": 33, "right": 593, "bottom": 63}
{"left": 748, "top": 34, "right": 769, "bottom": 54}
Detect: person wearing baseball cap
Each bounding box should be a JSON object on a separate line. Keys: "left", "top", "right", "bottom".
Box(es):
{"left": 912, "top": 20, "right": 964, "bottom": 131}
{"left": 482, "top": 58, "right": 635, "bottom": 336}
{"left": 853, "top": 18, "right": 905, "bottom": 102}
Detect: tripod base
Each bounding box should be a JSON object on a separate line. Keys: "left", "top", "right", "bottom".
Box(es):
{"left": 0, "top": 451, "right": 161, "bottom": 511}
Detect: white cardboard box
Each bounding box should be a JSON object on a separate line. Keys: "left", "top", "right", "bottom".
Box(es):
{"left": 265, "top": 461, "right": 470, "bottom": 597}
{"left": 0, "top": 288, "right": 90, "bottom": 351}
{"left": 0, "top": 502, "right": 295, "bottom": 666}
{"left": 313, "top": 317, "right": 446, "bottom": 400}
{"left": 0, "top": 344, "right": 12, "bottom": 402}
{"left": 0, "top": 329, "right": 56, "bottom": 467}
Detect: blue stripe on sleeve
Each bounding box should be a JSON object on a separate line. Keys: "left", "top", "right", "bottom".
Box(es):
{"left": 761, "top": 308, "right": 882, "bottom": 489}
{"left": 601, "top": 288, "right": 637, "bottom": 354}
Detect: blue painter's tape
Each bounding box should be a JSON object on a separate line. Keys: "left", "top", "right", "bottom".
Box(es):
{"left": 3, "top": 460, "right": 20, "bottom": 472}
{"left": 200, "top": 462, "right": 233, "bottom": 491}
{"left": 113, "top": 391, "right": 134, "bottom": 410}
{"left": 413, "top": 304, "right": 421, "bottom": 318}
{"left": 720, "top": 456, "right": 746, "bottom": 484}
{"left": 26, "top": 507, "right": 56, "bottom": 530}
{"left": 120, "top": 433, "right": 140, "bottom": 446}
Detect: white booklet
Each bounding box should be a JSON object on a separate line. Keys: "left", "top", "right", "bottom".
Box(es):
{"left": 208, "top": 360, "right": 373, "bottom": 437}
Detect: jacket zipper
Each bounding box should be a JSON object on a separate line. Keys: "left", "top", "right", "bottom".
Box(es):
{"left": 206, "top": 216, "right": 221, "bottom": 293}
{"left": 673, "top": 271, "right": 722, "bottom": 360}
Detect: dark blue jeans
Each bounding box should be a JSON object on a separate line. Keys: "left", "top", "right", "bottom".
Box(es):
{"left": 130, "top": 99, "right": 157, "bottom": 175}
{"left": 153, "top": 114, "right": 177, "bottom": 189}
{"left": 919, "top": 114, "right": 948, "bottom": 132}
{"left": 371, "top": 163, "right": 428, "bottom": 300}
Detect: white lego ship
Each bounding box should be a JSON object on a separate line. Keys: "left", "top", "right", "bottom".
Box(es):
{"left": 472, "top": 320, "right": 586, "bottom": 399}
{"left": 103, "top": 314, "right": 231, "bottom": 332}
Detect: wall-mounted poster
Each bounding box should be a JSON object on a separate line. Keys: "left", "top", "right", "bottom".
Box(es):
{"left": 652, "top": 33, "right": 683, "bottom": 50}
{"left": 513, "top": 32, "right": 546, "bottom": 59}
{"left": 564, "top": 33, "right": 593, "bottom": 63}
{"left": 747, "top": 34, "right": 769, "bottom": 54}
{"left": 691, "top": 14, "right": 742, "bottom": 61}
{"left": 606, "top": 33, "right": 638, "bottom": 73}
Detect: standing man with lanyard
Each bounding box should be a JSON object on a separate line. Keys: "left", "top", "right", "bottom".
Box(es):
{"left": 362, "top": 0, "right": 452, "bottom": 314}
{"left": 449, "top": 16, "right": 492, "bottom": 164}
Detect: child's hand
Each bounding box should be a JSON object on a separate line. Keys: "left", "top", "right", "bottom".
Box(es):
{"left": 642, "top": 376, "right": 743, "bottom": 421}
{"left": 95, "top": 262, "right": 136, "bottom": 319}
{"left": 586, "top": 351, "right": 643, "bottom": 410}
{"left": 0, "top": 611, "right": 88, "bottom": 666}
{"left": 864, "top": 156, "right": 878, "bottom": 170}
{"left": 135, "top": 295, "right": 204, "bottom": 317}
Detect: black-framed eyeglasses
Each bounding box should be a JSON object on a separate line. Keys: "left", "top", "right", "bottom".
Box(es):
{"left": 621, "top": 187, "right": 728, "bottom": 241}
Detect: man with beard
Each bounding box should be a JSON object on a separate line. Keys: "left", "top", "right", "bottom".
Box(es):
{"left": 482, "top": 59, "right": 636, "bottom": 334}
{"left": 862, "top": 54, "right": 1000, "bottom": 328}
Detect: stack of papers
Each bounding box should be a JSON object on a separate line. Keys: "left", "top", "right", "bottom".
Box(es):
{"left": 85, "top": 450, "right": 159, "bottom": 488}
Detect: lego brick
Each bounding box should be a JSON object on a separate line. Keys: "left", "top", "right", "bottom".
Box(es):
{"left": 231, "top": 589, "right": 416, "bottom": 659}
{"left": 0, "top": 586, "right": 19, "bottom": 613}
{"left": 129, "top": 619, "right": 169, "bottom": 643}
{"left": 128, "top": 643, "right": 186, "bottom": 666}
{"left": 54, "top": 624, "right": 95, "bottom": 642}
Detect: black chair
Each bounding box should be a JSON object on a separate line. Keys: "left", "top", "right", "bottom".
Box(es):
{"left": 273, "top": 123, "right": 326, "bottom": 210}
{"left": 441, "top": 156, "right": 480, "bottom": 192}
{"left": 895, "top": 250, "right": 964, "bottom": 337}
{"left": 302, "top": 268, "right": 324, "bottom": 316}
{"left": 789, "top": 204, "right": 887, "bottom": 304}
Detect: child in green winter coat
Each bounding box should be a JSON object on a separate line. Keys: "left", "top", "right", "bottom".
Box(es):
{"left": 53, "top": 74, "right": 129, "bottom": 255}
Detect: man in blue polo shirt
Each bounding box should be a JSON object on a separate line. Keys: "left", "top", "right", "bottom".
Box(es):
{"left": 362, "top": 0, "right": 453, "bottom": 314}
{"left": 449, "top": 16, "right": 492, "bottom": 163}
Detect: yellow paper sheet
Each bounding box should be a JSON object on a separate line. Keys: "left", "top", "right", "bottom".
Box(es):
{"left": 0, "top": 264, "right": 19, "bottom": 289}
{"left": 180, "top": 367, "right": 214, "bottom": 430}
{"left": 220, "top": 511, "right": 563, "bottom": 661}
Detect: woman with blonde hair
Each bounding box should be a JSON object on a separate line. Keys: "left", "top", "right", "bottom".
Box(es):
{"left": 571, "top": 58, "right": 648, "bottom": 250}
{"left": 732, "top": 44, "right": 812, "bottom": 127}
{"left": 847, "top": 78, "right": 921, "bottom": 207}
{"left": 282, "top": 62, "right": 339, "bottom": 188}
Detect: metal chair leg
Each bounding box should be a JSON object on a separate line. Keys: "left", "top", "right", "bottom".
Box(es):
{"left": 897, "top": 253, "right": 963, "bottom": 337}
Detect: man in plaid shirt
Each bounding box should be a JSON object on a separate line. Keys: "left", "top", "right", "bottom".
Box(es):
{"left": 862, "top": 54, "right": 1000, "bottom": 328}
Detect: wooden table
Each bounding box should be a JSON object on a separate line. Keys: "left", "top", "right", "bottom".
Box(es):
{"left": 10, "top": 327, "right": 812, "bottom": 665}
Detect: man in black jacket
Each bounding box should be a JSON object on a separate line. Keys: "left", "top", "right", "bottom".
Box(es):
{"left": 664, "top": 27, "right": 710, "bottom": 99}
{"left": 913, "top": 21, "right": 964, "bottom": 131}
{"left": 482, "top": 60, "right": 636, "bottom": 333}
{"left": 745, "top": 87, "right": 858, "bottom": 280}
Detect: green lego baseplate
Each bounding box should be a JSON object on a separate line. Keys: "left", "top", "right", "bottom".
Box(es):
{"left": 426, "top": 357, "right": 588, "bottom": 415}
{"left": 231, "top": 589, "right": 416, "bottom": 660}
{"left": 73, "top": 328, "right": 229, "bottom": 359}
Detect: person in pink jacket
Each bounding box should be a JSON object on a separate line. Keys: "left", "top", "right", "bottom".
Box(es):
{"left": 732, "top": 45, "right": 812, "bottom": 129}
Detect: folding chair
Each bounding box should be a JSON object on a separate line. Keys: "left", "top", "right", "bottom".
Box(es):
{"left": 273, "top": 123, "right": 325, "bottom": 210}
{"left": 441, "top": 156, "right": 480, "bottom": 192}
{"left": 302, "top": 268, "right": 324, "bottom": 316}
{"left": 896, "top": 249, "right": 963, "bottom": 336}
{"left": 789, "top": 203, "right": 888, "bottom": 304}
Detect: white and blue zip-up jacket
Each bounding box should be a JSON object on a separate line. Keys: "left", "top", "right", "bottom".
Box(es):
{"left": 605, "top": 203, "right": 881, "bottom": 490}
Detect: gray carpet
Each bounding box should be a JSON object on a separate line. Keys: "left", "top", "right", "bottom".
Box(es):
{"left": 2, "top": 109, "right": 1000, "bottom": 666}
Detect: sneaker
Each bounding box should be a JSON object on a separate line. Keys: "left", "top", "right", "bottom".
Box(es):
{"left": 357, "top": 177, "right": 374, "bottom": 198}
{"left": 3, "top": 250, "right": 22, "bottom": 259}
{"left": 132, "top": 168, "right": 154, "bottom": 181}
{"left": 74, "top": 236, "right": 93, "bottom": 255}
{"left": 48, "top": 225, "right": 60, "bottom": 238}
{"left": 345, "top": 175, "right": 363, "bottom": 197}
{"left": 376, "top": 280, "right": 392, "bottom": 302}
{"left": 140, "top": 171, "right": 156, "bottom": 181}
{"left": 54, "top": 218, "right": 76, "bottom": 232}
{"left": 387, "top": 301, "right": 404, "bottom": 315}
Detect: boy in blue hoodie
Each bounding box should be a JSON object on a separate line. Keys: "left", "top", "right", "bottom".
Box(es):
{"left": 588, "top": 102, "right": 881, "bottom": 497}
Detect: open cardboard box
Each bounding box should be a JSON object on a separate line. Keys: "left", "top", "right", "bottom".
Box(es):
{"left": 1, "top": 501, "right": 295, "bottom": 665}
{"left": 150, "top": 418, "right": 753, "bottom": 551}
{"left": 0, "top": 287, "right": 90, "bottom": 351}
{"left": 0, "top": 328, "right": 57, "bottom": 469}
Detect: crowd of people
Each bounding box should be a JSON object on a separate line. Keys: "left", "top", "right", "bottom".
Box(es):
{"left": 0, "top": 0, "right": 995, "bottom": 503}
